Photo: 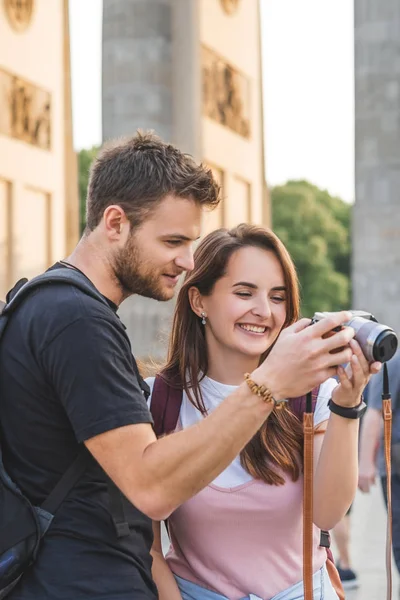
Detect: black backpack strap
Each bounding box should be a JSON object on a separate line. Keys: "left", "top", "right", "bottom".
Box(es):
{"left": 41, "top": 447, "right": 91, "bottom": 514}
{"left": 107, "top": 479, "right": 130, "bottom": 538}
{"left": 2, "top": 269, "right": 110, "bottom": 317}
{"left": 1, "top": 269, "right": 137, "bottom": 526}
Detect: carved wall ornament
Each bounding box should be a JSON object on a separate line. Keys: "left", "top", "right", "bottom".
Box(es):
{"left": 4, "top": 0, "right": 34, "bottom": 32}
{"left": 0, "top": 68, "right": 51, "bottom": 150}
{"left": 202, "top": 46, "right": 251, "bottom": 138}
{"left": 220, "top": 0, "right": 240, "bottom": 15}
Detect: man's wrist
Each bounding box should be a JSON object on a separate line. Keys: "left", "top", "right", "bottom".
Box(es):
{"left": 249, "top": 367, "right": 283, "bottom": 402}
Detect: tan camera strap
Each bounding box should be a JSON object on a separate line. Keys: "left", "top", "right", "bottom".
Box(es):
{"left": 303, "top": 390, "right": 393, "bottom": 600}
{"left": 302, "top": 412, "right": 314, "bottom": 600}
{"left": 383, "top": 396, "right": 392, "bottom": 600}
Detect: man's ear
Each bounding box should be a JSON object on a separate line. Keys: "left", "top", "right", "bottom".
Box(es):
{"left": 103, "top": 205, "right": 129, "bottom": 239}
{"left": 188, "top": 286, "right": 206, "bottom": 318}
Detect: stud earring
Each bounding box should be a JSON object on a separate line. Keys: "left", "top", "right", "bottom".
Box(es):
{"left": 201, "top": 312, "right": 207, "bottom": 325}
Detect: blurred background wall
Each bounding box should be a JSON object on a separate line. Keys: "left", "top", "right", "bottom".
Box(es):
{"left": 0, "top": 0, "right": 78, "bottom": 300}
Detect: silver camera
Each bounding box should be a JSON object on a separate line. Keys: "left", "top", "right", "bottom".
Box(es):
{"left": 311, "top": 310, "right": 398, "bottom": 363}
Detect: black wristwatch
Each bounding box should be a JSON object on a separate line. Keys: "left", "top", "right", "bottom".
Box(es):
{"left": 328, "top": 397, "right": 367, "bottom": 419}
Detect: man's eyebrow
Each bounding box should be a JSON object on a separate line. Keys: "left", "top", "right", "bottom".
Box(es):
{"left": 232, "top": 282, "right": 287, "bottom": 291}
{"left": 161, "top": 234, "right": 201, "bottom": 242}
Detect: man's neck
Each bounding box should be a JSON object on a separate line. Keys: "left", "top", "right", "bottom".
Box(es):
{"left": 65, "top": 237, "right": 125, "bottom": 306}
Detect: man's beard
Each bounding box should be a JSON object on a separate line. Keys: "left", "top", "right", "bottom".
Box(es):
{"left": 112, "top": 235, "right": 172, "bottom": 301}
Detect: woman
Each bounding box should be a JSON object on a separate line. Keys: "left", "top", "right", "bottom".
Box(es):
{"left": 146, "top": 224, "right": 376, "bottom": 600}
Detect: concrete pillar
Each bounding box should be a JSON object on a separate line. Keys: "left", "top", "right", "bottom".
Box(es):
{"left": 102, "top": 0, "right": 200, "bottom": 360}
{"left": 353, "top": 0, "right": 400, "bottom": 333}
{"left": 102, "top": 0, "right": 173, "bottom": 142}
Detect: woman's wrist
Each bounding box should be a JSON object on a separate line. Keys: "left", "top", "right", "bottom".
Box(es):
{"left": 331, "top": 388, "right": 362, "bottom": 409}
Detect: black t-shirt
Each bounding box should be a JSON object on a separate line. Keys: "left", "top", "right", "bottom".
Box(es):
{"left": 0, "top": 264, "right": 158, "bottom": 599}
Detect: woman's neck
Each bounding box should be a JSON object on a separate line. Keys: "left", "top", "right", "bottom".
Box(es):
{"left": 205, "top": 343, "right": 260, "bottom": 386}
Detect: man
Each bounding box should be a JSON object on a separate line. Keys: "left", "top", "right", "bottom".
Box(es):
{"left": 1, "top": 132, "right": 359, "bottom": 599}
{"left": 359, "top": 351, "right": 400, "bottom": 575}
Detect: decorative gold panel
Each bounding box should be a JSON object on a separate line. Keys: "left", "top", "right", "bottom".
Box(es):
{"left": 202, "top": 46, "right": 250, "bottom": 139}
{"left": 0, "top": 178, "right": 11, "bottom": 301}
{"left": 225, "top": 177, "right": 251, "bottom": 228}
{"left": 4, "top": 0, "right": 34, "bottom": 32}
{"left": 0, "top": 67, "right": 51, "bottom": 150}
{"left": 220, "top": 0, "right": 240, "bottom": 15}
{"left": 12, "top": 186, "right": 51, "bottom": 282}
{"left": 203, "top": 164, "right": 225, "bottom": 234}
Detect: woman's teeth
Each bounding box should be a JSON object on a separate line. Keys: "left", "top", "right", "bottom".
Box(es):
{"left": 239, "top": 324, "right": 266, "bottom": 333}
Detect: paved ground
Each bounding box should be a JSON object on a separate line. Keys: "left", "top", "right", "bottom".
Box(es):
{"left": 161, "top": 484, "right": 396, "bottom": 599}
{"left": 337, "top": 485, "right": 398, "bottom": 600}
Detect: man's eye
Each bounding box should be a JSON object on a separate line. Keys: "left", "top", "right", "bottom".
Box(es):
{"left": 165, "top": 240, "right": 182, "bottom": 246}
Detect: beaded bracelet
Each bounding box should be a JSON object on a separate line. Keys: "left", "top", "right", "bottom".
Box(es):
{"left": 244, "top": 373, "right": 286, "bottom": 410}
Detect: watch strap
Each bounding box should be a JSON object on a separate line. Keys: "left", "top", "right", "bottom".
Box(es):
{"left": 328, "top": 397, "right": 367, "bottom": 419}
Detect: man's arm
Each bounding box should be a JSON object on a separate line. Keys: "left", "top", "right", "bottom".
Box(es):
{"left": 86, "top": 383, "right": 272, "bottom": 520}
{"left": 85, "top": 312, "right": 357, "bottom": 520}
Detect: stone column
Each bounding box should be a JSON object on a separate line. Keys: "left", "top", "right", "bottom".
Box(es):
{"left": 353, "top": 0, "right": 400, "bottom": 333}
{"left": 102, "top": 0, "right": 173, "bottom": 142}
{"left": 102, "top": 0, "right": 200, "bottom": 360}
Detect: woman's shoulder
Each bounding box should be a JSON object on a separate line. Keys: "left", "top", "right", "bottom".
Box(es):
{"left": 314, "top": 377, "right": 338, "bottom": 425}
{"left": 317, "top": 377, "right": 338, "bottom": 400}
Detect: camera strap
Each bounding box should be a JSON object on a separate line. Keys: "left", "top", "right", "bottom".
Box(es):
{"left": 382, "top": 362, "right": 393, "bottom": 600}
{"left": 303, "top": 366, "right": 394, "bottom": 600}
{"left": 302, "top": 394, "right": 315, "bottom": 600}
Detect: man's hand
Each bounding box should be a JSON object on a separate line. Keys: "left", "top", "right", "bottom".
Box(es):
{"left": 251, "top": 311, "right": 355, "bottom": 400}
{"left": 358, "top": 461, "right": 376, "bottom": 493}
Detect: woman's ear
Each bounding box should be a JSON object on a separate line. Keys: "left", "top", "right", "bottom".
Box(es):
{"left": 188, "top": 286, "right": 206, "bottom": 318}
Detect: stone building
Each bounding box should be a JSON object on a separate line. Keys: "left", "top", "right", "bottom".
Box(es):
{"left": 0, "top": 0, "right": 78, "bottom": 301}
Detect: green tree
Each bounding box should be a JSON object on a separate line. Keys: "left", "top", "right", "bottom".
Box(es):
{"left": 78, "top": 146, "right": 99, "bottom": 233}
{"left": 271, "top": 180, "right": 351, "bottom": 317}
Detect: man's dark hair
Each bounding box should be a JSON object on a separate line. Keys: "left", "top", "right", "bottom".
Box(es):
{"left": 85, "top": 131, "right": 221, "bottom": 231}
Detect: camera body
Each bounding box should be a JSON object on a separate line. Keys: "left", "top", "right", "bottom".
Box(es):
{"left": 311, "top": 310, "right": 398, "bottom": 363}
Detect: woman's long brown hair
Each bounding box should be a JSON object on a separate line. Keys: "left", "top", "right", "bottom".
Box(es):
{"left": 162, "top": 224, "right": 304, "bottom": 485}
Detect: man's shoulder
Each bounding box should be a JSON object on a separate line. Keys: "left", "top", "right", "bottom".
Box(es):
{"left": 8, "top": 277, "right": 122, "bottom": 354}
{"left": 25, "top": 281, "right": 114, "bottom": 322}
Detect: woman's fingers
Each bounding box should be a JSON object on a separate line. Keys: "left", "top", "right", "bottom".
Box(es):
{"left": 349, "top": 339, "right": 369, "bottom": 377}
{"left": 369, "top": 361, "right": 382, "bottom": 375}
{"left": 337, "top": 364, "right": 352, "bottom": 389}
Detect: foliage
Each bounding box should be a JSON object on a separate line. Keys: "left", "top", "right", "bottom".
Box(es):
{"left": 78, "top": 146, "right": 99, "bottom": 233}
{"left": 271, "top": 180, "right": 351, "bottom": 317}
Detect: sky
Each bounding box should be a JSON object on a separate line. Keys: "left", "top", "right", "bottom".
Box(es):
{"left": 69, "top": 0, "right": 354, "bottom": 202}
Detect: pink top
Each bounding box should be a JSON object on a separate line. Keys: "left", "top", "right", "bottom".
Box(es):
{"left": 146, "top": 375, "right": 335, "bottom": 599}
{"left": 166, "top": 471, "right": 326, "bottom": 600}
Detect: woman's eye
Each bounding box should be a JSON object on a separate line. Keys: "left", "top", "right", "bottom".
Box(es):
{"left": 272, "top": 296, "right": 285, "bottom": 303}
{"left": 236, "top": 291, "right": 252, "bottom": 297}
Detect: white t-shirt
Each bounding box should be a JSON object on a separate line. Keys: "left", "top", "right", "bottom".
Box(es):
{"left": 146, "top": 375, "right": 337, "bottom": 488}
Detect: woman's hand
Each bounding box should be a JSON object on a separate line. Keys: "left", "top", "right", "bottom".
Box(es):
{"left": 331, "top": 339, "right": 381, "bottom": 408}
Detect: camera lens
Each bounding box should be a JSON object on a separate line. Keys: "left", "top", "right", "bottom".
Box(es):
{"left": 373, "top": 330, "right": 398, "bottom": 362}
{"left": 347, "top": 317, "right": 398, "bottom": 363}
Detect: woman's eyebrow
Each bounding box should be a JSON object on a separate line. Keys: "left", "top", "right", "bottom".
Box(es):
{"left": 232, "top": 283, "right": 287, "bottom": 292}
{"left": 232, "top": 281, "right": 258, "bottom": 289}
